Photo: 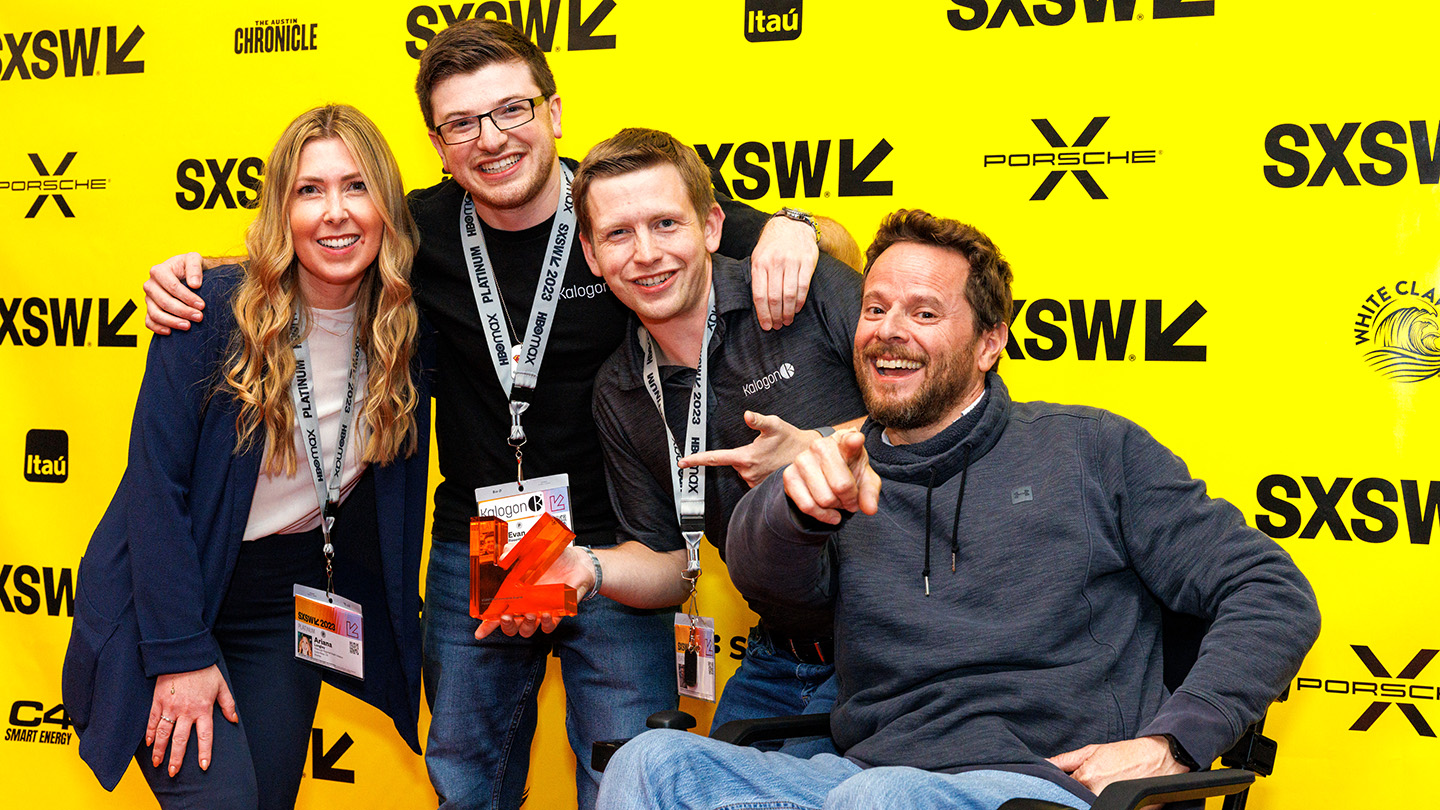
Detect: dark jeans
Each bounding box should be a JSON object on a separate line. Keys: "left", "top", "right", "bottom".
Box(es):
{"left": 423, "top": 535, "right": 679, "bottom": 810}
{"left": 137, "top": 528, "right": 331, "bottom": 809}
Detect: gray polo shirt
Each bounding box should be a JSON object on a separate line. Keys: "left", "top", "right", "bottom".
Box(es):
{"left": 592, "top": 253, "right": 865, "bottom": 637}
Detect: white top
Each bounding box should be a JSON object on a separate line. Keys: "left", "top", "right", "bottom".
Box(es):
{"left": 243, "top": 303, "right": 369, "bottom": 541}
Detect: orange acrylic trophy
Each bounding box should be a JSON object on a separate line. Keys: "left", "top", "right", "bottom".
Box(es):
{"left": 470, "top": 512, "right": 578, "bottom": 621}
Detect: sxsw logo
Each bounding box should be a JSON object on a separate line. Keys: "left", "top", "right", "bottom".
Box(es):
{"left": 0, "top": 25, "right": 145, "bottom": 80}
{"left": 1254, "top": 475, "right": 1440, "bottom": 545}
{"left": 1296, "top": 646, "right": 1438, "bottom": 737}
{"left": 176, "top": 157, "right": 265, "bottom": 210}
{"left": 745, "top": 0, "right": 802, "bottom": 42}
{"left": 0, "top": 153, "right": 109, "bottom": 218}
{"left": 1264, "top": 121, "right": 1440, "bottom": 188}
{"left": 1005, "top": 299, "right": 1205, "bottom": 361}
{"left": 985, "top": 118, "right": 1157, "bottom": 200}
{"left": 406, "top": 1, "right": 616, "bottom": 58}
{"left": 311, "top": 729, "right": 355, "bottom": 782}
{"left": 0, "top": 564, "right": 75, "bottom": 617}
{"left": 948, "top": 0, "right": 1213, "bottom": 30}
{"left": 695, "top": 139, "right": 893, "bottom": 201}
{"left": 0, "top": 297, "right": 138, "bottom": 347}
{"left": 24, "top": 430, "right": 67, "bottom": 483}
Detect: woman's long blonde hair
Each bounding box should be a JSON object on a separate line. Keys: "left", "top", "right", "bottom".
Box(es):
{"left": 222, "top": 104, "right": 420, "bottom": 474}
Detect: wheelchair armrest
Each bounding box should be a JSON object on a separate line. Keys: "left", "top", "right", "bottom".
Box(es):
{"left": 591, "top": 709, "right": 703, "bottom": 773}
{"left": 711, "top": 714, "right": 832, "bottom": 746}
{"left": 646, "top": 709, "right": 698, "bottom": 731}
{"left": 998, "top": 769, "right": 1255, "bottom": 810}
{"left": 1089, "top": 768, "right": 1256, "bottom": 810}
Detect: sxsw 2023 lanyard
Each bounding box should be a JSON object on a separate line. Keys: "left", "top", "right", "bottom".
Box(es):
{"left": 637, "top": 291, "right": 718, "bottom": 697}
{"left": 459, "top": 162, "right": 577, "bottom": 483}
{"left": 289, "top": 314, "right": 365, "bottom": 679}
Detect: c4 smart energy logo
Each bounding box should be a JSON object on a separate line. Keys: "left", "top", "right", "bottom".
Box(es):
{"left": 4, "top": 700, "right": 74, "bottom": 745}
{"left": 1353, "top": 281, "right": 1439, "bottom": 383}
{"left": 984, "top": 118, "right": 1157, "bottom": 200}
{"left": 745, "top": 0, "right": 802, "bottom": 42}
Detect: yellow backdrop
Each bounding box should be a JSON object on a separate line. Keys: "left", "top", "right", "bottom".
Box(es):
{"left": 2, "top": 1, "right": 1436, "bottom": 807}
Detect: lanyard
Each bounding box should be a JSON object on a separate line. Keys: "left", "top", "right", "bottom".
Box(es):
{"left": 638, "top": 291, "right": 718, "bottom": 588}
{"left": 289, "top": 313, "right": 363, "bottom": 599}
{"left": 459, "top": 162, "right": 577, "bottom": 482}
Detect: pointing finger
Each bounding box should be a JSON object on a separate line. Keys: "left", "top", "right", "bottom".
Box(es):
{"left": 678, "top": 448, "right": 744, "bottom": 469}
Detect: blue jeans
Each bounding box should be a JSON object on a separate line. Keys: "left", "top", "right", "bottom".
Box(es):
{"left": 596, "top": 729, "right": 1092, "bottom": 810}
{"left": 711, "top": 625, "right": 837, "bottom": 758}
{"left": 423, "top": 537, "right": 677, "bottom": 810}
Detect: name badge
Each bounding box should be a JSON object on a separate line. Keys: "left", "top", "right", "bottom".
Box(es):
{"left": 294, "top": 584, "right": 363, "bottom": 680}
{"left": 674, "top": 613, "right": 716, "bottom": 701}
{"left": 475, "top": 472, "right": 574, "bottom": 544}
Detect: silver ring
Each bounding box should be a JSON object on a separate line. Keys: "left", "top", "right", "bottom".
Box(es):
{"left": 158, "top": 716, "right": 174, "bottom": 725}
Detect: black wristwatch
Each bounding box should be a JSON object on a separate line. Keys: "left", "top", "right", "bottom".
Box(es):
{"left": 771, "top": 207, "right": 820, "bottom": 243}
{"left": 1163, "top": 733, "right": 1200, "bottom": 771}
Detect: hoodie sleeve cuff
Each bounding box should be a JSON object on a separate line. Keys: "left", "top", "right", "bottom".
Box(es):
{"left": 138, "top": 628, "right": 220, "bottom": 678}
{"left": 782, "top": 493, "right": 854, "bottom": 536}
{"left": 1137, "top": 691, "right": 1236, "bottom": 770}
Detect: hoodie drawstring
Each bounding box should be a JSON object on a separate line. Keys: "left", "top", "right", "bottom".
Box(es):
{"left": 922, "top": 444, "right": 972, "bottom": 594}
{"left": 922, "top": 469, "right": 935, "bottom": 596}
{"left": 951, "top": 444, "right": 970, "bottom": 573}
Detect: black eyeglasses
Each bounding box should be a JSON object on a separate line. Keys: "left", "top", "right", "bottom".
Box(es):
{"left": 435, "top": 96, "right": 549, "bottom": 145}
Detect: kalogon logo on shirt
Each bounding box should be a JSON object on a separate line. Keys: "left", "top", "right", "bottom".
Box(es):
{"left": 560, "top": 281, "right": 609, "bottom": 301}
{"left": 743, "top": 362, "right": 796, "bottom": 396}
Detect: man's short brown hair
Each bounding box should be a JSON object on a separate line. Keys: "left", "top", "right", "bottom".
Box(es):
{"left": 865, "top": 209, "right": 1014, "bottom": 334}
{"left": 574, "top": 128, "right": 717, "bottom": 240}
{"left": 414, "top": 20, "right": 557, "bottom": 129}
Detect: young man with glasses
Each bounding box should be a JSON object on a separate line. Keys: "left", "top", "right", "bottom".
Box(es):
{"left": 143, "top": 19, "right": 853, "bottom": 810}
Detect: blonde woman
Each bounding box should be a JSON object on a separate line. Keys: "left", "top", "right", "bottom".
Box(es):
{"left": 63, "top": 105, "right": 428, "bottom": 809}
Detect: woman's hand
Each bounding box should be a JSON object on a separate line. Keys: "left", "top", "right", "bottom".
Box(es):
{"left": 146, "top": 664, "right": 239, "bottom": 776}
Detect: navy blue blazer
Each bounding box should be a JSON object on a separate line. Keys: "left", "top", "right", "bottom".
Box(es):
{"left": 62, "top": 268, "right": 431, "bottom": 790}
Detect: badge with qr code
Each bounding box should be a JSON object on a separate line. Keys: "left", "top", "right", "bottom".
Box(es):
{"left": 294, "top": 584, "right": 364, "bottom": 680}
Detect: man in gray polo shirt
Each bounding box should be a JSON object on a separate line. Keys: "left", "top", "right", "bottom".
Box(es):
{"left": 488, "top": 127, "right": 865, "bottom": 736}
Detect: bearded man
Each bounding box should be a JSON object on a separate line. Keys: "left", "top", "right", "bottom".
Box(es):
{"left": 595, "top": 209, "right": 1320, "bottom": 810}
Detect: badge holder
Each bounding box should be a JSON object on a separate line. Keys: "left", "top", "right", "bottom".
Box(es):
{"left": 674, "top": 611, "right": 715, "bottom": 701}
{"left": 674, "top": 520, "right": 715, "bottom": 700}
{"left": 475, "top": 472, "right": 574, "bottom": 543}
{"left": 294, "top": 583, "right": 364, "bottom": 679}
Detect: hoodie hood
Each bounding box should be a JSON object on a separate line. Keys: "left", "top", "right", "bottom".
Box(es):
{"left": 862, "top": 371, "right": 1010, "bottom": 486}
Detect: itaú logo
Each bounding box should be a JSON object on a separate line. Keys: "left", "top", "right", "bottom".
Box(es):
{"left": 1297, "top": 646, "right": 1438, "bottom": 737}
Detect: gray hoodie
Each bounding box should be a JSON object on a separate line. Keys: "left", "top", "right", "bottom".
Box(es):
{"left": 729, "top": 373, "right": 1319, "bottom": 792}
